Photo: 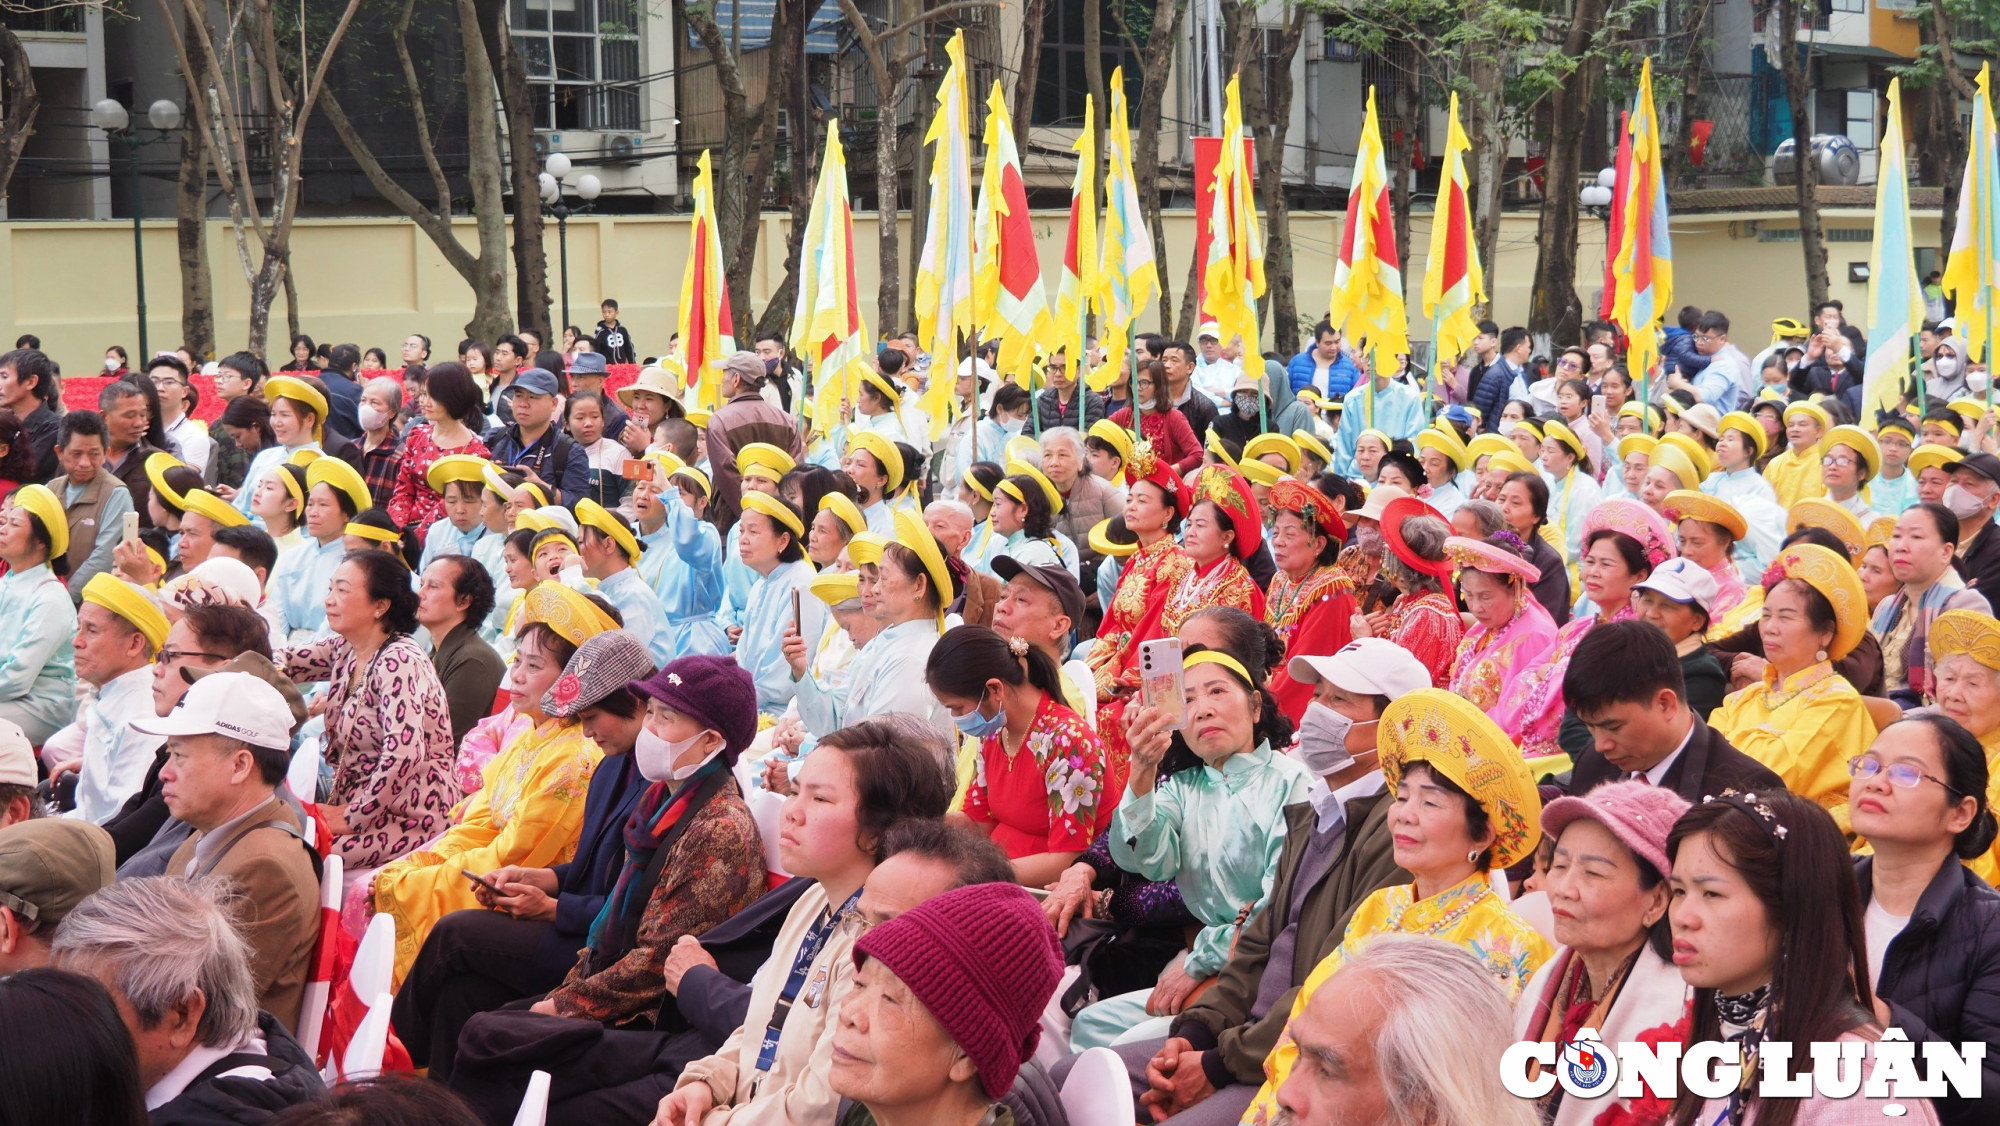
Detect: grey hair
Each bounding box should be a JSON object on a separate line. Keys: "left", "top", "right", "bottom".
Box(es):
{"left": 872, "top": 711, "right": 959, "bottom": 775}
{"left": 1456, "top": 498, "right": 1506, "bottom": 538}
{"left": 1335, "top": 935, "right": 1540, "bottom": 1126}
{"left": 364, "top": 375, "right": 404, "bottom": 414}
{"left": 1040, "top": 426, "right": 1086, "bottom": 459}
{"left": 1381, "top": 513, "right": 1451, "bottom": 593}
{"left": 925, "top": 498, "right": 974, "bottom": 525}
{"left": 51, "top": 876, "right": 259, "bottom": 1048}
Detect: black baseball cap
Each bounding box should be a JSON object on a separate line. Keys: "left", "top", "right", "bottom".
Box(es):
{"left": 1957, "top": 453, "right": 2000, "bottom": 485}
{"left": 991, "top": 555, "right": 1086, "bottom": 628}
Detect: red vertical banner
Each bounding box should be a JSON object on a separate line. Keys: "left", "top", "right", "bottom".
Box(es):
{"left": 1191, "top": 136, "right": 1257, "bottom": 314}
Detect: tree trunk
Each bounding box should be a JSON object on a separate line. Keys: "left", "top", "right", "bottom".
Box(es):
{"left": 876, "top": 68, "right": 909, "bottom": 334}
{"left": 1464, "top": 51, "right": 1507, "bottom": 303}
{"left": 729, "top": 0, "right": 803, "bottom": 336}
{"left": 1258, "top": 8, "right": 1306, "bottom": 355}
{"left": 281, "top": 245, "right": 301, "bottom": 345}
{"left": 1527, "top": 0, "right": 1609, "bottom": 342}
{"left": 0, "top": 28, "right": 39, "bottom": 200}
{"left": 175, "top": 8, "right": 214, "bottom": 360}
{"left": 757, "top": 2, "right": 815, "bottom": 341}
{"left": 474, "top": 0, "right": 550, "bottom": 342}
{"left": 1918, "top": 6, "right": 1976, "bottom": 287}
{"left": 1385, "top": 53, "right": 1419, "bottom": 295}
{"left": 1083, "top": 0, "right": 1106, "bottom": 163}
{"left": 1128, "top": 0, "right": 1189, "bottom": 332}
{"left": 1775, "top": 0, "right": 1829, "bottom": 309}
{"left": 1014, "top": 0, "right": 1049, "bottom": 144}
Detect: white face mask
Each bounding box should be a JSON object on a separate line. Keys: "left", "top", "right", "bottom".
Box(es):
{"left": 358, "top": 404, "right": 390, "bottom": 432}
{"left": 1297, "top": 702, "right": 1357, "bottom": 776}
{"left": 1499, "top": 419, "right": 1520, "bottom": 436}
{"left": 105, "top": 357, "right": 122, "bottom": 372}
{"left": 1944, "top": 482, "right": 1992, "bottom": 523}
{"left": 635, "top": 725, "right": 720, "bottom": 783}
{"left": 1972, "top": 370, "right": 1991, "bottom": 394}
{"left": 1937, "top": 352, "right": 1962, "bottom": 379}
{"left": 999, "top": 415, "right": 1025, "bottom": 435}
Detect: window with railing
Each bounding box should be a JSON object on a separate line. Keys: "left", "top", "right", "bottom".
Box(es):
{"left": 510, "top": 0, "right": 641, "bottom": 131}
{"left": 1032, "top": 0, "right": 1143, "bottom": 127}
{"left": 0, "top": 3, "right": 86, "bottom": 33}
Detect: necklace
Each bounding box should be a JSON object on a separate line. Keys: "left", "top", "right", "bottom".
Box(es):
{"left": 1383, "top": 878, "right": 1486, "bottom": 937}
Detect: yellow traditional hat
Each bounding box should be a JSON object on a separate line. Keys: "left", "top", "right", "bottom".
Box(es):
{"left": 861, "top": 370, "right": 903, "bottom": 407}
{"left": 1511, "top": 419, "right": 1543, "bottom": 445}
{"left": 1087, "top": 419, "right": 1134, "bottom": 467}
{"left": 343, "top": 519, "right": 403, "bottom": 546}
{"left": 847, "top": 531, "right": 890, "bottom": 567}
{"left": 1357, "top": 427, "right": 1395, "bottom": 453}
{"left": 1619, "top": 434, "right": 1659, "bottom": 462}
{"left": 306, "top": 456, "right": 373, "bottom": 515}
{"left": 893, "top": 507, "right": 954, "bottom": 626}
{"left": 1415, "top": 426, "right": 1471, "bottom": 471}
{"left": 642, "top": 450, "right": 687, "bottom": 490}
{"left": 287, "top": 448, "right": 324, "bottom": 469}
{"left": 1477, "top": 448, "right": 1534, "bottom": 477}
{"left": 1864, "top": 514, "right": 1897, "bottom": 554}
{"left": 1377, "top": 688, "right": 1542, "bottom": 869}
{"left": 736, "top": 442, "right": 797, "bottom": 481}
{"left": 514, "top": 509, "right": 555, "bottom": 533}
{"left": 1003, "top": 435, "right": 1041, "bottom": 467}
{"left": 1786, "top": 497, "right": 1867, "bottom": 560}
{"left": 1291, "top": 429, "right": 1334, "bottom": 468}
{"left": 181, "top": 489, "right": 249, "bottom": 529}
{"left": 1242, "top": 434, "right": 1303, "bottom": 475}
{"left": 849, "top": 431, "right": 905, "bottom": 493}
{"left": 1239, "top": 459, "right": 1286, "bottom": 488}
{"left": 1542, "top": 419, "right": 1586, "bottom": 460}
{"left": 1205, "top": 430, "right": 1239, "bottom": 467}
{"left": 577, "top": 498, "right": 643, "bottom": 561}
{"left": 1662, "top": 490, "right": 1747, "bottom": 542}
{"left": 1949, "top": 397, "right": 1988, "bottom": 425}
{"left": 684, "top": 407, "right": 712, "bottom": 428}
{"left": 1618, "top": 402, "right": 1663, "bottom": 433}
{"left": 81, "top": 574, "right": 169, "bottom": 652}
{"left": 1770, "top": 542, "right": 1868, "bottom": 661}
{"left": 1783, "top": 400, "right": 1832, "bottom": 432}
{"left": 809, "top": 570, "right": 862, "bottom": 608}
{"left": 1876, "top": 415, "right": 1917, "bottom": 442}
{"left": 145, "top": 452, "right": 193, "bottom": 509}
{"left": 264, "top": 376, "right": 328, "bottom": 441}
{"left": 1003, "top": 458, "right": 1065, "bottom": 514}
{"left": 426, "top": 453, "right": 492, "bottom": 494}
{"left": 1909, "top": 444, "right": 1966, "bottom": 475}
{"left": 1823, "top": 424, "right": 1882, "bottom": 479}
{"left": 1718, "top": 411, "right": 1769, "bottom": 459}
{"left": 671, "top": 464, "right": 712, "bottom": 498}
{"left": 818, "top": 493, "right": 866, "bottom": 536}
{"left": 1466, "top": 433, "right": 1516, "bottom": 463}
{"left": 741, "top": 489, "right": 805, "bottom": 539}
{"left": 1658, "top": 432, "right": 1715, "bottom": 480}
{"left": 1648, "top": 443, "right": 1701, "bottom": 492}
{"left": 519, "top": 580, "right": 619, "bottom": 646}
{"left": 959, "top": 468, "right": 995, "bottom": 502}
{"left": 1930, "top": 609, "right": 2000, "bottom": 672}
{"left": 1088, "top": 517, "right": 1139, "bottom": 558}
{"left": 14, "top": 483, "right": 69, "bottom": 560}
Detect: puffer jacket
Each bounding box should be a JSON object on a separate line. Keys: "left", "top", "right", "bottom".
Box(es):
{"left": 1856, "top": 855, "right": 2000, "bottom": 1126}
{"left": 149, "top": 1012, "right": 326, "bottom": 1125}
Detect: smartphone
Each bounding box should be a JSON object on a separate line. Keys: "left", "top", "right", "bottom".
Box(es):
{"left": 621, "top": 458, "right": 652, "bottom": 481}
{"left": 791, "top": 589, "right": 803, "bottom": 636}
{"left": 1137, "top": 637, "right": 1186, "bottom": 730}
{"left": 463, "top": 869, "right": 503, "bottom": 895}
{"left": 122, "top": 511, "right": 140, "bottom": 547}
{"left": 1591, "top": 393, "right": 1606, "bottom": 415}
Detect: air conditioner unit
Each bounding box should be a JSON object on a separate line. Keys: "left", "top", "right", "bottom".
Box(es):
{"left": 605, "top": 134, "right": 639, "bottom": 164}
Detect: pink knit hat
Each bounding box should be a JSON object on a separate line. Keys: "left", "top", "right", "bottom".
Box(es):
{"left": 851, "top": 882, "right": 1063, "bottom": 1098}
{"left": 1539, "top": 779, "right": 1692, "bottom": 880}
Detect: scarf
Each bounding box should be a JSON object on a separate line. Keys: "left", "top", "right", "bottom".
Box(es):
{"left": 586, "top": 754, "right": 730, "bottom": 952}
{"left": 1870, "top": 581, "right": 1961, "bottom": 699}
{"left": 1715, "top": 985, "right": 1772, "bottom": 1126}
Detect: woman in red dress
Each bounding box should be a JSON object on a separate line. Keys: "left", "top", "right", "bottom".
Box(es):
{"left": 1087, "top": 442, "right": 1193, "bottom": 788}
{"left": 1108, "top": 359, "right": 1202, "bottom": 474}
{"left": 1354, "top": 495, "right": 1464, "bottom": 686}
{"left": 925, "top": 625, "right": 1118, "bottom": 887}
{"left": 1161, "top": 465, "right": 1267, "bottom": 634}
{"left": 387, "top": 362, "right": 490, "bottom": 537}
{"left": 1264, "top": 478, "right": 1361, "bottom": 721}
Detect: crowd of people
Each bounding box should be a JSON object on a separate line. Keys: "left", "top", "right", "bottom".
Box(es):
{"left": 0, "top": 294, "right": 1997, "bottom": 1126}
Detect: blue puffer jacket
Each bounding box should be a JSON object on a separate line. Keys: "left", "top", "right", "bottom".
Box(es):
{"left": 1287, "top": 348, "right": 1359, "bottom": 398}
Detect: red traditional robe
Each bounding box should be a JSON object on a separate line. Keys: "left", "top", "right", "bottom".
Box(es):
{"left": 1264, "top": 564, "right": 1359, "bottom": 721}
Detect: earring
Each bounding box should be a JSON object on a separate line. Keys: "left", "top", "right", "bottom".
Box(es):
{"left": 1815, "top": 649, "right": 1829, "bottom": 663}
{"left": 1467, "top": 848, "right": 1481, "bottom": 865}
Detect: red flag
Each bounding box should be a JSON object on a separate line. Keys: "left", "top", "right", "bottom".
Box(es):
{"left": 1599, "top": 111, "right": 1634, "bottom": 320}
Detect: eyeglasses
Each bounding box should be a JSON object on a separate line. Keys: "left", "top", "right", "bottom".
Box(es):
{"left": 1557, "top": 358, "right": 1582, "bottom": 371}
{"left": 158, "top": 648, "right": 225, "bottom": 665}
{"left": 1821, "top": 454, "right": 1857, "bottom": 469}
{"left": 1848, "top": 754, "right": 1961, "bottom": 796}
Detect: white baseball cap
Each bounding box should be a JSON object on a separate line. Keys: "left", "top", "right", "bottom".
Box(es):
{"left": 130, "top": 671, "right": 294, "bottom": 751}
{"left": 0, "top": 719, "right": 32, "bottom": 787}
{"left": 1634, "top": 556, "right": 1719, "bottom": 617}
{"left": 1288, "top": 638, "right": 1432, "bottom": 702}
{"left": 1197, "top": 322, "right": 1222, "bottom": 340}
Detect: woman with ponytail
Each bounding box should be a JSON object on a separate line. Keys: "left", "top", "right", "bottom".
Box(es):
{"left": 1846, "top": 714, "right": 2000, "bottom": 1126}
{"left": 926, "top": 625, "right": 1116, "bottom": 886}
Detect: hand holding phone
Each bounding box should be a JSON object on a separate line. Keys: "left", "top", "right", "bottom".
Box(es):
{"left": 122, "top": 511, "right": 140, "bottom": 547}
{"left": 1137, "top": 637, "right": 1186, "bottom": 731}
{"left": 622, "top": 458, "right": 652, "bottom": 481}
{"left": 792, "top": 589, "right": 803, "bottom": 636}
{"left": 463, "top": 869, "right": 503, "bottom": 897}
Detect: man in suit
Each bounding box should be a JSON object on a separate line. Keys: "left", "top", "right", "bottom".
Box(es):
{"left": 138, "top": 669, "right": 318, "bottom": 1033}
{"left": 1562, "top": 619, "right": 1784, "bottom": 801}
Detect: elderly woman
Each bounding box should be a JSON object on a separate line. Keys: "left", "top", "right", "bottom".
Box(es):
{"left": 1667, "top": 791, "right": 1941, "bottom": 1125}
{"left": 1514, "top": 780, "right": 1692, "bottom": 1126}
{"left": 1848, "top": 714, "right": 2000, "bottom": 1126}
{"left": 1928, "top": 610, "right": 2000, "bottom": 881}
{"left": 1602, "top": 433, "right": 1654, "bottom": 501}
{"left": 280, "top": 550, "right": 460, "bottom": 869}
{"left": 0, "top": 485, "right": 78, "bottom": 744}
{"left": 1498, "top": 470, "right": 1573, "bottom": 626}
{"left": 1445, "top": 533, "right": 1558, "bottom": 732}
{"left": 1263, "top": 478, "right": 1362, "bottom": 721}
{"left": 1354, "top": 496, "right": 1462, "bottom": 686}
{"left": 1161, "top": 466, "right": 1267, "bottom": 634}
{"left": 1066, "top": 637, "right": 1310, "bottom": 1050}
{"left": 1243, "top": 688, "right": 1552, "bottom": 1123}
{"left": 1711, "top": 543, "right": 1879, "bottom": 831}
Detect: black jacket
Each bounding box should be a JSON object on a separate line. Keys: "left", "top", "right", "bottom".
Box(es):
{"left": 1856, "top": 856, "right": 2000, "bottom": 1126}
{"left": 1788, "top": 325, "right": 1867, "bottom": 414}
{"left": 1173, "top": 387, "right": 1219, "bottom": 444}
{"left": 1034, "top": 387, "right": 1109, "bottom": 433}
{"left": 1567, "top": 713, "right": 1783, "bottom": 805}
{"left": 149, "top": 1012, "right": 325, "bottom": 1125}
{"left": 1955, "top": 519, "right": 2000, "bottom": 603}
{"left": 22, "top": 402, "right": 59, "bottom": 484}
{"left": 535, "top": 753, "right": 648, "bottom": 982}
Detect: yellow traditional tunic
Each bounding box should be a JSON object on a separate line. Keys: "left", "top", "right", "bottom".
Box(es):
{"left": 1705, "top": 582, "right": 1764, "bottom": 642}
{"left": 1709, "top": 661, "right": 1875, "bottom": 833}
{"left": 1240, "top": 873, "right": 1552, "bottom": 1125}
{"left": 1762, "top": 443, "right": 1828, "bottom": 509}
{"left": 372, "top": 716, "right": 602, "bottom": 981}
{"left": 1969, "top": 728, "right": 2000, "bottom": 887}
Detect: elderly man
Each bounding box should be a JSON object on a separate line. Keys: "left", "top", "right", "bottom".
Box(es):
{"left": 46, "top": 576, "right": 169, "bottom": 825}
{"left": 706, "top": 350, "right": 806, "bottom": 532}
{"left": 0, "top": 819, "right": 114, "bottom": 974}
{"left": 49, "top": 409, "right": 138, "bottom": 595}
{"left": 1268, "top": 936, "right": 1528, "bottom": 1126}
{"left": 52, "top": 877, "right": 324, "bottom": 1116}
{"left": 990, "top": 557, "right": 1094, "bottom": 719}
{"left": 831, "top": 882, "right": 1063, "bottom": 1126}
{"left": 1950, "top": 453, "right": 2000, "bottom": 597}
{"left": 357, "top": 375, "right": 405, "bottom": 507}
{"left": 133, "top": 671, "right": 317, "bottom": 1031}
{"left": 1040, "top": 427, "right": 1120, "bottom": 558}
{"left": 0, "top": 721, "right": 33, "bottom": 828}
{"left": 924, "top": 499, "right": 975, "bottom": 563}
{"left": 100, "top": 378, "right": 172, "bottom": 526}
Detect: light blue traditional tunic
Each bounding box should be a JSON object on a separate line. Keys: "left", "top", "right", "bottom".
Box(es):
{"left": 717, "top": 521, "right": 755, "bottom": 630}
{"left": 471, "top": 532, "right": 516, "bottom": 648}
{"left": 956, "top": 417, "right": 1016, "bottom": 476}
{"left": 637, "top": 502, "right": 731, "bottom": 658}
{"left": 1870, "top": 469, "right": 1918, "bottom": 518}
{"left": 1333, "top": 378, "right": 1424, "bottom": 477}
{"left": 999, "top": 528, "right": 1081, "bottom": 579}
{"left": 1069, "top": 742, "right": 1311, "bottom": 1049}
{"left": 965, "top": 520, "right": 1005, "bottom": 574}
{"left": 1834, "top": 490, "right": 1881, "bottom": 525}
{"left": 418, "top": 518, "right": 492, "bottom": 575}
{"left": 594, "top": 566, "right": 673, "bottom": 666}
{"left": 1546, "top": 468, "right": 1604, "bottom": 567}
{"left": 1703, "top": 465, "right": 1780, "bottom": 507}
{"left": 1701, "top": 467, "right": 1785, "bottom": 583}
{"left": 1425, "top": 480, "right": 1467, "bottom": 519}
{"left": 58, "top": 665, "right": 163, "bottom": 825}
{"left": 0, "top": 563, "right": 78, "bottom": 744}
{"left": 794, "top": 617, "right": 951, "bottom": 741}
{"left": 860, "top": 499, "right": 896, "bottom": 538}
{"left": 266, "top": 534, "right": 346, "bottom": 643}
{"left": 1096, "top": 554, "right": 1124, "bottom": 615}
{"left": 735, "top": 558, "right": 827, "bottom": 715}
{"left": 235, "top": 440, "right": 321, "bottom": 521}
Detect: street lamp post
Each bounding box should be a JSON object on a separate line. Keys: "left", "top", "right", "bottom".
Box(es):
{"left": 540, "top": 152, "right": 601, "bottom": 332}
{"left": 91, "top": 98, "right": 183, "bottom": 363}
{"left": 1578, "top": 165, "right": 1618, "bottom": 302}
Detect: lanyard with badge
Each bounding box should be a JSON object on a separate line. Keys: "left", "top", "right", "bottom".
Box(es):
{"left": 752, "top": 888, "right": 862, "bottom": 1085}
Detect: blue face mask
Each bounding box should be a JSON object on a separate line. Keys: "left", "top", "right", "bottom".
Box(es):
{"left": 953, "top": 692, "right": 1007, "bottom": 739}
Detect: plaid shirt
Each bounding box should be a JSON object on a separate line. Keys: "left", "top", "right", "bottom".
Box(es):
{"left": 358, "top": 431, "right": 402, "bottom": 510}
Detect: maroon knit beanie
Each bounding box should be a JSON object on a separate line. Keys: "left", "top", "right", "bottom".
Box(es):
{"left": 851, "top": 882, "right": 1062, "bottom": 1098}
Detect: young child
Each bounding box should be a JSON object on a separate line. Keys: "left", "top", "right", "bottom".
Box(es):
{"left": 566, "top": 390, "right": 629, "bottom": 510}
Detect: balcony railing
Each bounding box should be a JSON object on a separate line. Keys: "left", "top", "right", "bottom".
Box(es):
{"left": 0, "top": 4, "right": 87, "bottom": 33}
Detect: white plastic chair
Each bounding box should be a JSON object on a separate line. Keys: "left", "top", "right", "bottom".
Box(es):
{"left": 748, "top": 788, "right": 790, "bottom": 877}
{"left": 1060, "top": 1046, "right": 1134, "bottom": 1126}
{"left": 512, "top": 1070, "right": 552, "bottom": 1126}
{"left": 287, "top": 736, "right": 322, "bottom": 805}
{"left": 348, "top": 913, "right": 397, "bottom": 1012}
{"left": 293, "top": 853, "right": 343, "bottom": 1062}
{"left": 336, "top": 991, "right": 394, "bottom": 1081}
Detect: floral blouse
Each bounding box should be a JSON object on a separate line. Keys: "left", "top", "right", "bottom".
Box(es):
{"left": 1384, "top": 589, "right": 1464, "bottom": 687}
{"left": 387, "top": 423, "right": 490, "bottom": 535}
{"left": 282, "top": 634, "right": 463, "bottom": 869}
{"left": 963, "top": 694, "right": 1119, "bottom": 858}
